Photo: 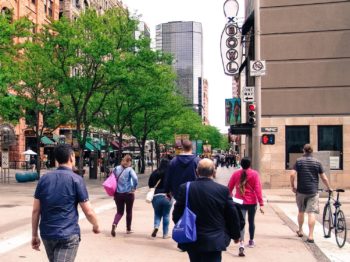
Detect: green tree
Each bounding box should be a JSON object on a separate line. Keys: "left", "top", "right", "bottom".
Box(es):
{"left": 126, "top": 46, "right": 179, "bottom": 173}
{"left": 37, "top": 8, "right": 138, "bottom": 173}
{"left": 12, "top": 41, "right": 68, "bottom": 175}
{"left": 0, "top": 12, "right": 31, "bottom": 121}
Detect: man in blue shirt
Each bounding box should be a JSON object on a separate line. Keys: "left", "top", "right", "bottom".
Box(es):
{"left": 32, "top": 144, "right": 100, "bottom": 261}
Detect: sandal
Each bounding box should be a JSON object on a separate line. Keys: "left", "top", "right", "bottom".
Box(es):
{"left": 296, "top": 230, "right": 304, "bottom": 237}
{"left": 306, "top": 239, "right": 314, "bottom": 243}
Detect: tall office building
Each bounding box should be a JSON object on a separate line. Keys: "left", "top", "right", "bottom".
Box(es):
{"left": 156, "top": 21, "right": 204, "bottom": 117}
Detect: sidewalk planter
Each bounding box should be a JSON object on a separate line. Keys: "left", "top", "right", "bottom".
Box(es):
{"left": 15, "top": 172, "right": 39, "bottom": 182}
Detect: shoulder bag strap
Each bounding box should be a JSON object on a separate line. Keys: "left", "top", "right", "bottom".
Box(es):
{"left": 185, "top": 182, "right": 190, "bottom": 208}
{"left": 154, "top": 179, "right": 161, "bottom": 189}
{"left": 115, "top": 167, "right": 126, "bottom": 182}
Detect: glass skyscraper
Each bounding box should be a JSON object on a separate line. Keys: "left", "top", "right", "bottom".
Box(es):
{"left": 156, "top": 21, "right": 203, "bottom": 117}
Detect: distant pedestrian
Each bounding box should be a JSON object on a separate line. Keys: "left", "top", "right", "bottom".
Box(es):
{"left": 32, "top": 144, "right": 100, "bottom": 262}
{"left": 165, "top": 140, "right": 200, "bottom": 201}
{"left": 148, "top": 158, "right": 172, "bottom": 238}
{"left": 30, "top": 156, "right": 36, "bottom": 172}
{"left": 111, "top": 154, "right": 138, "bottom": 237}
{"left": 290, "top": 144, "right": 331, "bottom": 243}
{"left": 228, "top": 157, "right": 264, "bottom": 257}
{"left": 173, "top": 158, "right": 242, "bottom": 262}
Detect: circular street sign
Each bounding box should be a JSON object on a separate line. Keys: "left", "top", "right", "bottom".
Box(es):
{"left": 252, "top": 61, "right": 264, "bottom": 71}
{"left": 226, "top": 49, "right": 238, "bottom": 61}
{"left": 226, "top": 61, "right": 239, "bottom": 74}
{"left": 226, "top": 36, "right": 238, "bottom": 48}
{"left": 225, "top": 24, "right": 238, "bottom": 36}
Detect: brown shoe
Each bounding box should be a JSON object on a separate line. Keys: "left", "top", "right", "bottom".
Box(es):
{"left": 111, "top": 224, "right": 116, "bottom": 237}
{"left": 151, "top": 228, "right": 158, "bottom": 237}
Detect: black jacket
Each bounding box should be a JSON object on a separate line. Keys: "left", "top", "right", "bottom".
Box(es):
{"left": 148, "top": 169, "right": 167, "bottom": 195}
{"left": 172, "top": 177, "right": 243, "bottom": 252}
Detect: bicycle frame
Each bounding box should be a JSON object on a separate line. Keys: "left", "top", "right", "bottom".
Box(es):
{"left": 322, "top": 189, "right": 347, "bottom": 248}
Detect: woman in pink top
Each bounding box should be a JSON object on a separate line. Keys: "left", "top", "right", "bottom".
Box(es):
{"left": 227, "top": 157, "right": 264, "bottom": 257}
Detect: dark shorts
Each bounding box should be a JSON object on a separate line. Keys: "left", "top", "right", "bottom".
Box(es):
{"left": 296, "top": 193, "right": 319, "bottom": 214}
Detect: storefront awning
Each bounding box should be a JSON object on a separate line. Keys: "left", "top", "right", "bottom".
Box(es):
{"left": 85, "top": 141, "right": 97, "bottom": 151}
{"left": 41, "top": 136, "right": 55, "bottom": 145}
{"left": 110, "top": 141, "right": 120, "bottom": 149}
{"left": 52, "top": 135, "right": 60, "bottom": 143}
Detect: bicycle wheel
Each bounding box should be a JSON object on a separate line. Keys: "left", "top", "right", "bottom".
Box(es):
{"left": 335, "top": 210, "right": 347, "bottom": 248}
{"left": 322, "top": 203, "right": 332, "bottom": 238}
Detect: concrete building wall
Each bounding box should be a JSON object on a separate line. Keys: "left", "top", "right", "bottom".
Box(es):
{"left": 260, "top": 0, "right": 350, "bottom": 116}
{"left": 260, "top": 116, "right": 350, "bottom": 189}
{"left": 241, "top": 0, "right": 350, "bottom": 188}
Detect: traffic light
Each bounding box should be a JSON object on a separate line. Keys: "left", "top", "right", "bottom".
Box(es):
{"left": 247, "top": 103, "right": 256, "bottom": 126}
{"left": 261, "top": 134, "right": 275, "bottom": 145}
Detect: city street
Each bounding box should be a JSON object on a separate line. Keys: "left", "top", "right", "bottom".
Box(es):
{"left": 1, "top": 166, "right": 349, "bottom": 261}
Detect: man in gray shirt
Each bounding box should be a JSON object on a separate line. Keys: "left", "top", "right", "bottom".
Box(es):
{"left": 290, "top": 144, "right": 331, "bottom": 243}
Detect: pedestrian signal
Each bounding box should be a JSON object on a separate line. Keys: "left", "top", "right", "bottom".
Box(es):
{"left": 247, "top": 103, "right": 256, "bottom": 126}
{"left": 261, "top": 134, "right": 275, "bottom": 145}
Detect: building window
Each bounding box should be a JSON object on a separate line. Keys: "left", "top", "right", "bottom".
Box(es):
{"left": 285, "top": 126, "right": 309, "bottom": 169}
{"left": 1, "top": 7, "right": 12, "bottom": 23}
{"left": 75, "top": 0, "right": 80, "bottom": 8}
{"left": 48, "top": 0, "right": 53, "bottom": 17}
{"left": 318, "top": 125, "right": 343, "bottom": 170}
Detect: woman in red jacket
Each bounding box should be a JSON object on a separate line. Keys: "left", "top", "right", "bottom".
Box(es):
{"left": 228, "top": 157, "right": 264, "bottom": 257}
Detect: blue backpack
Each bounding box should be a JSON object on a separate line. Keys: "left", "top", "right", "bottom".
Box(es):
{"left": 172, "top": 182, "right": 197, "bottom": 243}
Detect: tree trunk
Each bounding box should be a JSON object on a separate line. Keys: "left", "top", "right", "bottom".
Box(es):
{"left": 139, "top": 139, "right": 146, "bottom": 174}
{"left": 35, "top": 134, "right": 41, "bottom": 177}
{"left": 35, "top": 111, "right": 41, "bottom": 177}
{"left": 117, "top": 133, "right": 123, "bottom": 165}
{"left": 155, "top": 140, "right": 160, "bottom": 168}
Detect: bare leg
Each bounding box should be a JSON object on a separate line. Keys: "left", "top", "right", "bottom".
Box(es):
{"left": 307, "top": 213, "right": 316, "bottom": 240}
{"left": 298, "top": 212, "right": 305, "bottom": 233}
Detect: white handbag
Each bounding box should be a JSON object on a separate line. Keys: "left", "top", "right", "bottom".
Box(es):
{"left": 146, "top": 179, "right": 161, "bottom": 203}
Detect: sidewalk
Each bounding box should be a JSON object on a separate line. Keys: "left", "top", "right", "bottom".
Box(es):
{"left": 0, "top": 181, "right": 323, "bottom": 262}
{"left": 265, "top": 189, "right": 350, "bottom": 262}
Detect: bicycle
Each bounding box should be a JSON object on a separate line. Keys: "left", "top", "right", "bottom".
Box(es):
{"left": 321, "top": 189, "right": 347, "bottom": 248}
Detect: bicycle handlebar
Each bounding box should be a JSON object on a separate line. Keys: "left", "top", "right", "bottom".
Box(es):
{"left": 318, "top": 188, "right": 345, "bottom": 193}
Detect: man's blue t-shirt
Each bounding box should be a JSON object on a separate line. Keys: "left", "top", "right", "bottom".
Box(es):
{"left": 34, "top": 166, "right": 89, "bottom": 240}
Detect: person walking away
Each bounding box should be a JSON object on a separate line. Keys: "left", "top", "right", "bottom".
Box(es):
{"left": 31, "top": 144, "right": 100, "bottom": 262}
{"left": 30, "top": 156, "right": 36, "bottom": 172}
{"left": 111, "top": 154, "right": 138, "bottom": 236}
{"left": 165, "top": 140, "right": 200, "bottom": 201}
{"left": 173, "top": 158, "right": 242, "bottom": 262}
{"left": 148, "top": 158, "right": 172, "bottom": 238}
{"left": 290, "top": 144, "right": 331, "bottom": 243}
{"left": 227, "top": 157, "right": 264, "bottom": 257}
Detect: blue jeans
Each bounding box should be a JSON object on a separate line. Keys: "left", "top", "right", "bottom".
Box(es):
{"left": 152, "top": 195, "right": 172, "bottom": 236}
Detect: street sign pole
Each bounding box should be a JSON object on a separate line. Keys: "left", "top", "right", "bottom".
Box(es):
{"left": 252, "top": 0, "right": 261, "bottom": 173}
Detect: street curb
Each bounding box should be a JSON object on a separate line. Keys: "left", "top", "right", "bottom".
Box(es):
{"left": 268, "top": 202, "right": 331, "bottom": 262}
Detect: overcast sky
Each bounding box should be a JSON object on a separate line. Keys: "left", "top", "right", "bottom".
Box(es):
{"left": 122, "top": 0, "right": 245, "bottom": 133}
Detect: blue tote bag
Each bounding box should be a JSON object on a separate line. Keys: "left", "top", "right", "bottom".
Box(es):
{"left": 172, "top": 182, "right": 197, "bottom": 243}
